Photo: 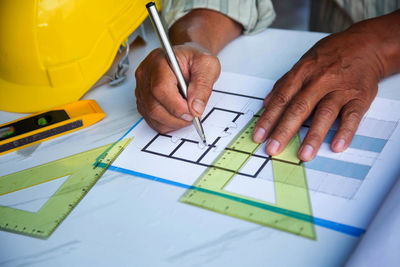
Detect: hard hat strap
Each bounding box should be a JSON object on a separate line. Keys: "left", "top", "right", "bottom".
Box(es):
{"left": 109, "top": 40, "right": 130, "bottom": 86}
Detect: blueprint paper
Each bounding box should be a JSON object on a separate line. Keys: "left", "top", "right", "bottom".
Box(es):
{"left": 112, "top": 72, "right": 400, "bottom": 235}
{"left": 346, "top": 176, "right": 400, "bottom": 266}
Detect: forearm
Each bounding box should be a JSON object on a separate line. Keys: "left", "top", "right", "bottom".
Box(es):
{"left": 348, "top": 9, "right": 400, "bottom": 78}
{"left": 168, "top": 9, "right": 242, "bottom": 55}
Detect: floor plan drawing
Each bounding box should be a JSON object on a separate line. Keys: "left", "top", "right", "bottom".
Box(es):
{"left": 112, "top": 72, "right": 400, "bottom": 237}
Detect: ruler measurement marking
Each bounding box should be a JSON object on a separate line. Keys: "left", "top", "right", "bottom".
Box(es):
{"left": 0, "top": 139, "right": 131, "bottom": 239}
{"left": 180, "top": 111, "right": 316, "bottom": 239}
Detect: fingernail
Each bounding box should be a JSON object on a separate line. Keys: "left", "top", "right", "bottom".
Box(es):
{"left": 266, "top": 139, "right": 280, "bottom": 155}
{"left": 300, "top": 144, "right": 314, "bottom": 161}
{"left": 192, "top": 99, "right": 205, "bottom": 115}
{"left": 181, "top": 113, "right": 193, "bottom": 122}
{"left": 332, "top": 139, "right": 346, "bottom": 152}
{"left": 253, "top": 128, "right": 267, "bottom": 143}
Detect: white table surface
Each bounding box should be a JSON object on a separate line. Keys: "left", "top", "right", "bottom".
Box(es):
{"left": 1, "top": 18, "right": 400, "bottom": 267}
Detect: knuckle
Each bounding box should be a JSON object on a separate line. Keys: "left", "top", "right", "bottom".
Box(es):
{"left": 342, "top": 108, "right": 362, "bottom": 123}
{"left": 295, "top": 57, "right": 314, "bottom": 72}
{"left": 150, "top": 48, "right": 164, "bottom": 58}
{"left": 339, "top": 126, "right": 354, "bottom": 137}
{"left": 283, "top": 77, "right": 298, "bottom": 90}
{"left": 272, "top": 77, "right": 285, "bottom": 91}
{"left": 136, "top": 49, "right": 165, "bottom": 79}
{"left": 316, "top": 106, "right": 336, "bottom": 120}
{"left": 269, "top": 92, "right": 290, "bottom": 108}
{"left": 353, "top": 97, "right": 370, "bottom": 107}
{"left": 275, "top": 72, "right": 289, "bottom": 85}
{"left": 289, "top": 99, "right": 310, "bottom": 115}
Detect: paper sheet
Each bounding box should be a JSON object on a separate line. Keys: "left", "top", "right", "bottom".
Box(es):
{"left": 346, "top": 176, "right": 400, "bottom": 266}
{"left": 112, "top": 72, "right": 400, "bottom": 235}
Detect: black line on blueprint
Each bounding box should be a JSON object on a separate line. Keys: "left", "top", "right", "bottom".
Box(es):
{"left": 140, "top": 89, "right": 276, "bottom": 178}
{"left": 141, "top": 133, "right": 160, "bottom": 151}
{"left": 196, "top": 137, "right": 221, "bottom": 163}
{"left": 223, "top": 148, "right": 271, "bottom": 177}
{"left": 182, "top": 138, "right": 203, "bottom": 145}
{"left": 159, "top": 133, "right": 215, "bottom": 146}
{"left": 225, "top": 147, "right": 268, "bottom": 159}
{"left": 212, "top": 89, "right": 265, "bottom": 101}
{"left": 201, "top": 107, "right": 243, "bottom": 123}
{"left": 201, "top": 107, "right": 215, "bottom": 123}
{"left": 159, "top": 133, "right": 172, "bottom": 138}
{"left": 213, "top": 107, "right": 245, "bottom": 115}
{"left": 142, "top": 149, "right": 257, "bottom": 178}
{"left": 169, "top": 140, "right": 185, "bottom": 157}
{"left": 143, "top": 150, "right": 173, "bottom": 158}
{"left": 232, "top": 113, "right": 242, "bottom": 123}
{"left": 271, "top": 157, "right": 302, "bottom": 166}
{"left": 202, "top": 107, "right": 243, "bottom": 124}
{"left": 254, "top": 157, "right": 271, "bottom": 177}
{"left": 225, "top": 147, "right": 301, "bottom": 165}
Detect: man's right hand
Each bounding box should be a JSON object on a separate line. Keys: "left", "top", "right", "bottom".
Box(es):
{"left": 134, "top": 9, "right": 242, "bottom": 134}
{"left": 135, "top": 43, "right": 220, "bottom": 134}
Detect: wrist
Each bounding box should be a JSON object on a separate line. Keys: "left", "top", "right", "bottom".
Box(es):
{"left": 169, "top": 22, "right": 216, "bottom": 54}
{"left": 168, "top": 9, "right": 242, "bottom": 55}
{"left": 347, "top": 10, "right": 400, "bottom": 79}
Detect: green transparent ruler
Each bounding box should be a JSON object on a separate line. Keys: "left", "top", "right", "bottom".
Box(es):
{"left": 0, "top": 138, "right": 131, "bottom": 239}
{"left": 180, "top": 113, "right": 315, "bottom": 239}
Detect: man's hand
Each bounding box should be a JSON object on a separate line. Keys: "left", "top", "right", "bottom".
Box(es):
{"left": 253, "top": 10, "right": 400, "bottom": 161}
{"left": 135, "top": 43, "right": 220, "bottom": 133}
{"left": 134, "top": 9, "right": 242, "bottom": 134}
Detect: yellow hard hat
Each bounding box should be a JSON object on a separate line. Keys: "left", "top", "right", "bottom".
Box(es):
{"left": 0, "top": 0, "right": 161, "bottom": 113}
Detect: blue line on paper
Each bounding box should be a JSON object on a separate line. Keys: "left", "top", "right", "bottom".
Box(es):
{"left": 108, "top": 165, "right": 366, "bottom": 237}
{"left": 119, "top": 117, "right": 144, "bottom": 140}
{"left": 114, "top": 118, "right": 369, "bottom": 236}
